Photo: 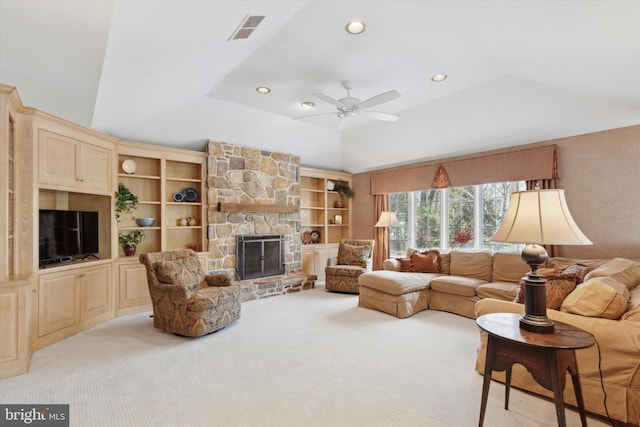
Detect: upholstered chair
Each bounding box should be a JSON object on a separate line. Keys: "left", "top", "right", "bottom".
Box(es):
{"left": 325, "top": 239, "right": 376, "bottom": 293}
{"left": 139, "top": 249, "right": 241, "bottom": 337}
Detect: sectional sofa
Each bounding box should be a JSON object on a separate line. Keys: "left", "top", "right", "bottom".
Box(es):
{"left": 357, "top": 250, "right": 640, "bottom": 425}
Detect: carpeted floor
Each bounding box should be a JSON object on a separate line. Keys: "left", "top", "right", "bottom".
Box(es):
{"left": 0, "top": 286, "right": 612, "bottom": 426}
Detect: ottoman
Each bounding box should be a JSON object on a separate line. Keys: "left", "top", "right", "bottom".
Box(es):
{"left": 358, "top": 270, "right": 441, "bottom": 318}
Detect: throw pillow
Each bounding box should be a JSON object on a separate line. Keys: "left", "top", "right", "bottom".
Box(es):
{"left": 154, "top": 260, "right": 198, "bottom": 290}
{"left": 562, "top": 264, "right": 589, "bottom": 284}
{"left": 513, "top": 271, "right": 580, "bottom": 310}
{"left": 560, "top": 277, "right": 630, "bottom": 320}
{"left": 338, "top": 244, "right": 371, "bottom": 267}
{"left": 583, "top": 258, "right": 640, "bottom": 291}
{"left": 409, "top": 250, "right": 440, "bottom": 273}
{"left": 396, "top": 257, "right": 413, "bottom": 272}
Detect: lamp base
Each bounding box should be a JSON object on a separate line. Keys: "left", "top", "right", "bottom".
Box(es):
{"left": 520, "top": 243, "right": 554, "bottom": 334}
{"left": 520, "top": 314, "right": 554, "bottom": 333}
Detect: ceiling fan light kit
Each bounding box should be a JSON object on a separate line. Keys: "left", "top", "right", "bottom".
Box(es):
{"left": 293, "top": 80, "right": 401, "bottom": 123}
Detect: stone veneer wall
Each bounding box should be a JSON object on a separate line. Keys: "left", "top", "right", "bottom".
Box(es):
{"left": 206, "top": 140, "right": 301, "bottom": 279}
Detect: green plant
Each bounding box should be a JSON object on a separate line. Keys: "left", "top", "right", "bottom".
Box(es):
{"left": 333, "top": 181, "right": 355, "bottom": 198}
{"left": 115, "top": 183, "right": 139, "bottom": 223}
{"left": 119, "top": 230, "right": 145, "bottom": 246}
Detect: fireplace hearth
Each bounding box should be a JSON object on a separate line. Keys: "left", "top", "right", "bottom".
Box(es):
{"left": 236, "top": 234, "right": 285, "bottom": 281}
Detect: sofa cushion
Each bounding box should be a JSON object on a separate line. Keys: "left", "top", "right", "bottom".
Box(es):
{"left": 358, "top": 270, "right": 438, "bottom": 295}
{"left": 491, "top": 252, "right": 530, "bottom": 283}
{"left": 476, "top": 282, "right": 520, "bottom": 301}
{"left": 338, "top": 244, "right": 371, "bottom": 267}
{"left": 430, "top": 275, "right": 486, "bottom": 297}
{"left": 583, "top": 258, "right": 640, "bottom": 291}
{"left": 561, "top": 277, "right": 630, "bottom": 319}
{"left": 449, "top": 251, "right": 492, "bottom": 281}
{"left": 546, "top": 257, "right": 609, "bottom": 271}
{"left": 439, "top": 253, "right": 451, "bottom": 275}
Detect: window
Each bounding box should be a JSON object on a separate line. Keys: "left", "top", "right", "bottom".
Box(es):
{"left": 389, "top": 181, "right": 525, "bottom": 256}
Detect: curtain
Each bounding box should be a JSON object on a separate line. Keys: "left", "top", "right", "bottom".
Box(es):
{"left": 370, "top": 144, "right": 557, "bottom": 195}
{"left": 373, "top": 194, "right": 389, "bottom": 271}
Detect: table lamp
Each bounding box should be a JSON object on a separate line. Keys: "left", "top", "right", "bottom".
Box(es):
{"left": 491, "top": 189, "right": 592, "bottom": 333}
{"left": 374, "top": 211, "right": 398, "bottom": 228}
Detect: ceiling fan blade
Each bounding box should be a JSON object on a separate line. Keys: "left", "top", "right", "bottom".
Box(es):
{"left": 357, "top": 90, "right": 401, "bottom": 110}
{"left": 359, "top": 111, "right": 400, "bottom": 122}
{"left": 292, "top": 112, "right": 339, "bottom": 120}
{"left": 312, "top": 93, "right": 345, "bottom": 108}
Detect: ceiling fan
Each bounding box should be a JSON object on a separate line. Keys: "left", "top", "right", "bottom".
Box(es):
{"left": 294, "top": 81, "right": 401, "bottom": 123}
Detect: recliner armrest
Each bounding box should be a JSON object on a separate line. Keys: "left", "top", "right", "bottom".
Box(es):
{"left": 205, "top": 274, "right": 231, "bottom": 287}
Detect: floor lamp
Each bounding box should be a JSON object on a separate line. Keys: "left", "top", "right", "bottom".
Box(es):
{"left": 490, "top": 189, "right": 592, "bottom": 333}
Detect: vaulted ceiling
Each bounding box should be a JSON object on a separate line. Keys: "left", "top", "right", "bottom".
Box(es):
{"left": 1, "top": 0, "right": 639, "bottom": 173}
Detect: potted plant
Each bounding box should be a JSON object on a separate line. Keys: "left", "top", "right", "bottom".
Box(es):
{"left": 332, "top": 181, "right": 354, "bottom": 208}
{"left": 115, "top": 183, "right": 139, "bottom": 224}
{"left": 119, "top": 230, "right": 145, "bottom": 256}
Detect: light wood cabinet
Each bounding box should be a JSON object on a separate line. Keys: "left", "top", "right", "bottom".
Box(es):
{"left": 0, "top": 85, "right": 35, "bottom": 378}
{"left": 36, "top": 262, "right": 113, "bottom": 347}
{"left": 0, "top": 276, "right": 31, "bottom": 379}
{"left": 116, "top": 141, "right": 206, "bottom": 257}
{"left": 38, "top": 129, "right": 113, "bottom": 195}
{"left": 117, "top": 259, "right": 151, "bottom": 312}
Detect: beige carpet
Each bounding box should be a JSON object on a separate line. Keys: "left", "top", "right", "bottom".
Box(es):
{"left": 1, "top": 286, "right": 612, "bottom": 427}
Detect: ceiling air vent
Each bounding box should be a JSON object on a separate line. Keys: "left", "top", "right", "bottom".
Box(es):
{"left": 229, "top": 14, "right": 265, "bottom": 41}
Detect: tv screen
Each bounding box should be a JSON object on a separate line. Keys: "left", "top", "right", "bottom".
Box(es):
{"left": 39, "top": 210, "right": 99, "bottom": 264}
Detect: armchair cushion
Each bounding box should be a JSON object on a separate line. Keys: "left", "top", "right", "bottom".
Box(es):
{"left": 154, "top": 260, "right": 199, "bottom": 290}
{"left": 338, "top": 244, "right": 372, "bottom": 267}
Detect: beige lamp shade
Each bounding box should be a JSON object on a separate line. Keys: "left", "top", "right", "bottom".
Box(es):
{"left": 491, "top": 189, "right": 592, "bottom": 245}
{"left": 375, "top": 211, "right": 398, "bottom": 228}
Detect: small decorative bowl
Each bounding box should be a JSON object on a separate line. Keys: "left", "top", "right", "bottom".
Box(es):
{"left": 136, "top": 218, "right": 156, "bottom": 227}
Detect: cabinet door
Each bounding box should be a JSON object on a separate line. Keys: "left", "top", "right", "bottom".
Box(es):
{"left": 301, "top": 247, "right": 328, "bottom": 281}
{"left": 118, "top": 263, "right": 150, "bottom": 309}
{"left": 80, "top": 264, "right": 112, "bottom": 321}
{"left": 39, "top": 270, "right": 80, "bottom": 337}
{"left": 0, "top": 282, "right": 30, "bottom": 378}
{"left": 38, "top": 131, "right": 80, "bottom": 188}
{"left": 80, "top": 143, "right": 112, "bottom": 194}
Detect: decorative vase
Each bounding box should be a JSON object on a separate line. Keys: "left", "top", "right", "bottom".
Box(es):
{"left": 123, "top": 245, "right": 136, "bottom": 256}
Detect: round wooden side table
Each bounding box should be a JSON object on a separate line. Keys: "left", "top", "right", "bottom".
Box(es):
{"left": 476, "top": 312, "right": 595, "bottom": 427}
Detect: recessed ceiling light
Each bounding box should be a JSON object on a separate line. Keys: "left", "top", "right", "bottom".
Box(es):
{"left": 345, "top": 20, "right": 365, "bottom": 35}
{"left": 301, "top": 101, "right": 315, "bottom": 109}
{"left": 431, "top": 74, "right": 447, "bottom": 82}
{"left": 256, "top": 87, "right": 271, "bottom": 94}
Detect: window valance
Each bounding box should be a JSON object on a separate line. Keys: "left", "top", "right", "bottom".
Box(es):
{"left": 370, "top": 144, "right": 558, "bottom": 195}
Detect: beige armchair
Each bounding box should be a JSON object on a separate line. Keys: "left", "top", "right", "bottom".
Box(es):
{"left": 139, "top": 250, "right": 241, "bottom": 337}
{"left": 325, "top": 239, "right": 375, "bottom": 294}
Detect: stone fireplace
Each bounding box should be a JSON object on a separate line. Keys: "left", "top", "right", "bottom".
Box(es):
{"left": 205, "top": 141, "right": 304, "bottom": 290}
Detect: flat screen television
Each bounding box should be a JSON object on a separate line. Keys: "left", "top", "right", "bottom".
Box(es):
{"left": 39, "top": 209, "right": 99, "bottom": 265}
